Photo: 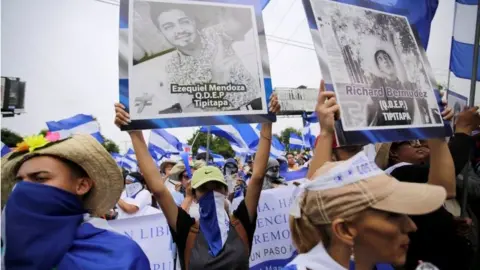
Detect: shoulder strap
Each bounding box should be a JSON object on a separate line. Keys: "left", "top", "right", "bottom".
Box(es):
{"left": 184, "top": 220, "right": 200, "bottom": 270}
{"left": 230, "top": 215, "right": 250, "bottom": 255}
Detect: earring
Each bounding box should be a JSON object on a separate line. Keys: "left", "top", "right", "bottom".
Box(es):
{"left": 348, "top": 245, "right": 355, "bottom": 270}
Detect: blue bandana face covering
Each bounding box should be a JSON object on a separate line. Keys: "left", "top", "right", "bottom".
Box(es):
{"left": 3, "top": 181, "right": 86, "bottom": 269}
{"left": 198, "top": 191, "right": 230, "bottom": 257}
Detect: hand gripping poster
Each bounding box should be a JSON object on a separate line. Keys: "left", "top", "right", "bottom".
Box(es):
{"left": 302, "top": 0, "right": 450, "bottom": 145}
{"left": 119, "top": 0, "right": 274, "bottom": 130}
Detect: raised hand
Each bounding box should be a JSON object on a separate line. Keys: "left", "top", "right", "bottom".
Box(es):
{"left": 315, "top": 80, "right": 339, "bottom": 134}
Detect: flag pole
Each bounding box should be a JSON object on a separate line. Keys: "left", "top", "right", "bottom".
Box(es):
{"left": 461, "top": 2, "right": 480, "bottom": 217}
{"left": 206, "top": 126, "right": 211, "bottom": 163}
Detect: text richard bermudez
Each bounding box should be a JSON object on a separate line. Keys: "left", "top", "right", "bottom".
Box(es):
{"left": 171, "top": 83, "right": 247, "bottom": 109}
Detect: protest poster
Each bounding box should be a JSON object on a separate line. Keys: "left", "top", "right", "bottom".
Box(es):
{"left": 108, "top": 213, "right": 174, "bottom": 270}
{"left": 302, "top": 0, "right": 449, "bottom": 145}
{"left": 118, "top": 0, "right": 274, "bottom": 130}
{"left": 233, "top": 186, "right": 299, "bottom": 270}
{"left": 275, "top": 87, "right": 318, "bottom": 115}
{"left": 447, "top": 90, "right": 468, "bottom": 130}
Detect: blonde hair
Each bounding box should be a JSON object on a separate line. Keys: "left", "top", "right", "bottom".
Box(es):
{"left": 289, "top": 192, "right": 360, "bottom": 254}
{"left": 289, "top": 215, "right": 328, "bottom": 253}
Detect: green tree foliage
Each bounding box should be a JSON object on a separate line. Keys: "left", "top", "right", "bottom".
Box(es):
{"left": 101, "top": 136, "right": 120, "bottom": 154}
{"left": 38, "top": 129, "right": 49, "bottom": 136}
{"left": 187, "top": 130, "right": 234, "bottom": 158}
{"left": 279, "top": 127, "right": 302, "bottom": 151}
{"left": 1, "top": 128, "right": 23, "bottom": 147}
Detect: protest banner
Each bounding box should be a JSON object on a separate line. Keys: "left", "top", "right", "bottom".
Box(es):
{"left": 447, "top": 90, "right": 468, "bottom": 130}
{"left": 302, "top": 0, "right": 449, "bottom": 145}
{"left": 118, "top": 0, "right": 275, "bottom": 130}
{"left": 275, "top": 87, "right": 318, "bottom": 115}
{"left": 110, "top": 186, "right": 300, "bottom": 270}
{"left": 108, "top": 213, "right": 174, "bottom": 270}
{"left": 232, "top": 186, "right": 299, "bottom": 270}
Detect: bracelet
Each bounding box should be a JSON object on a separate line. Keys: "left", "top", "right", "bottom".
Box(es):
{"left": 260, "top": 133, "right": 272, "bottom": 140}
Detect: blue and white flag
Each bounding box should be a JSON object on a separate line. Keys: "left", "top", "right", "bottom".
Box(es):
{"left": 254, "top": 124, "right": 286, "bottom": 158}
{"left": 212, "top": 153, "right": 226, "bottom": 167}
{"left": 231, "top": 143, "right": 251, "bottom": 157}
{"left": 197, "top": 146, "right": 208, "bottom": 154}
{"left": 125, "top": 148, "right": 137, "bottom": 160}
{"left": 1, "top": 142, "right": 11, "bottom": 157}
{"left": 289, "top": 133, "right": 304, "bottom": 150}
{"left": 200, "top": 125, "right": 259, "bottom": 150}
{"left": 302, "top": 122, "right": 316, "bottom": 149}
{"left": 148, "top": 129, "right": 183, "bottom": 155}
{"left": 281, "top": 167, "right": 308, "bottom": 183}
{"left": 118, "top": 154, "right": 138, "bottom": 171}
{"left": 46, "top": 114, "right": 103, "bottom": 143}
{"left": 450, "top": 0, "right": 479, "bottom": 81}
{"left": 329, "top": 0, "right": 438, "bottom": 49}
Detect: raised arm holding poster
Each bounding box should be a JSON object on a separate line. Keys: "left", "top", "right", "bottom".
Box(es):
{"left": 302, "top": 0, "right": 450, "bottom": 145}
{"left": 119, "top": 0, "right": 274, "bottom": 130}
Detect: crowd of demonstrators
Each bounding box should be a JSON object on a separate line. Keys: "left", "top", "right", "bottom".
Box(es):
{"left": 114, "top": 93, "right": 280, "bottom": 269}
{"left": 3, "top": 87, "right": 480, "bottom": 270}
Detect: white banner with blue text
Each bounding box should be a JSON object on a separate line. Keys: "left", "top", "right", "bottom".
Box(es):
{"left": 108, "top": 213, "right": 174, "bottom": 270}
{"left": 109, "top": 186, "right": 299, "bottom": 270}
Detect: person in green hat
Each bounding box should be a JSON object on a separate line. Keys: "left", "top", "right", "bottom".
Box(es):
{"left": 114, "top": 94, "right": 280, "bottom": 270}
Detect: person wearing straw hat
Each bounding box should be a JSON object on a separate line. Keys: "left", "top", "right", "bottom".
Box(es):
{"left": 160, "top": 158, "right": 177, "bottom": 176}
{"left": 114, "top": 93, "right": 279, "bottom": 270}
{"left": 285, "top": 80, "right": 443, "bottom": 270}
{"left": 1, "top": 133, "right": 149, "bottom": 269}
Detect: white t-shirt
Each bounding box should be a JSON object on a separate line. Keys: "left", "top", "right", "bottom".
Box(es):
{"left": 116, "top": 189, "right": 154, "bottom": 219}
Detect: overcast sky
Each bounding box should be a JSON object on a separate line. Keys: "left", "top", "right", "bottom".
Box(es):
{"left": 1, "top": 0, "right": 473, "bottom": 152}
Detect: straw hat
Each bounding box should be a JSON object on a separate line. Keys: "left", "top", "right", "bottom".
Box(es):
{"left": 374, "top": 143, "right": 392, "bottom": 170}
{"left": 159, "top": 159, "right": 177, "bottom": 173}
{"left": 1, "top": 134, "right": 124, "bottom": 216}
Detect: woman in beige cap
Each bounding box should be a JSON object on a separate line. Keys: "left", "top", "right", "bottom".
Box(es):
{"left": 115, "top": 95, "right": 280, "bottom": 270}
{"left": 285, "top": 81, "right": 444, "bottom": 270}
{"left": 1, "top": 133, "right": 149, "bottom": 269}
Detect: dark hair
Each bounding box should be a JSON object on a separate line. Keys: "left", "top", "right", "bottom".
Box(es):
{"left": 149, "top": 5, "right": 195, "bottom": 30}
{"left": 195, "top": 152, "right": 214, "bottom": 162}
{"left": 286, "top": 152, "right": 295, "bottom": 158}
{"left": 192, "top": 181, "right": 227, "bottom": 197}
{"left": 374, "top": 50, "right": 392, "bottom": 67}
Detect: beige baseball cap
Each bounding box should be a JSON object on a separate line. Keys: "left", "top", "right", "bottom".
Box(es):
{"left": 290, "top": 152, "right": 446, "bottom": 224}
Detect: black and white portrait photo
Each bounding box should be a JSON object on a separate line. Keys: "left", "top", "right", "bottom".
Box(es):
{"left": 310, "top": 0, "right": 443, "bottom": 131}
{"left": 126, "top": 0, "right": 266, "bottom": 120}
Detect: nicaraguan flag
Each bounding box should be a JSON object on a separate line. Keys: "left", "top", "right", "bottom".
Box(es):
{"left": 200, "top": 124, "right": 259, "bottom": 150}
{"left": 289, "top": 133, "right": 304, "bottom": 150}
{"left": 254, "top": 124, "right": 286, "bottom": 158}
{"left": 450, "top": 0, "right": 479, "bottom": 81}
{"left": 231, "top": 143, "right": 251, "bottom": 157}
{"left": 118, "top": 154, "right": 138, "bottom": 171}
{"left": 281, "top": 167, "right": 308, "bottom": 183}
{"left": 148, "top": 129, "right": 183, "bottom": 155}
{"left": 302, "top": 122, "right": 316, "bottom": 148}
{"left": 1, "top": 142, "right": 11, "bottom": 157}
{"left": 333, "top": 0, "right": 439, "bottom": 49}
{"left": 212, "top": 153, "right": 226, "bottom": 167}
{"left": 197, "top": 146, "right": 208, "bottom": 154}
{"left": 125, "top": 148, "right": 137, "bottom": 161}
{"left": 46, "top": 114, "right": 104, "bottom": 143}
